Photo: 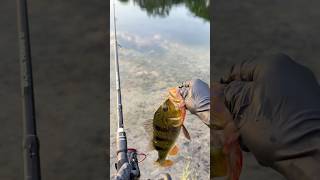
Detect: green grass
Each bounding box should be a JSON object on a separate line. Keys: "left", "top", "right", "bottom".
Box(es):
{"left": 181, "top": 159, "right": 198, "bottom": 180}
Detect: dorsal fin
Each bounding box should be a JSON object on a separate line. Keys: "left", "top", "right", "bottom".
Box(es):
{"left": 143, "top": 119, "right": 153, "bottom": 138}
{"left": 143, "top": 119, "right": 155, "bottom": 151}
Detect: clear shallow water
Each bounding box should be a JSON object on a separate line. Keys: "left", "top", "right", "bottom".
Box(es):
{"left": 111, "top": 0, "right": 209, "bottom": 49}
{"left": 110, "top": 0, "right": 210, "bottom": 179}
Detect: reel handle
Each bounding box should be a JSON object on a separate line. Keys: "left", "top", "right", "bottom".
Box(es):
{"left": 128, "top": 148, "right": 140, "bottom": 179}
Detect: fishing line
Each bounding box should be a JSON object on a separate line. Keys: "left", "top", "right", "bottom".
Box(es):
{"left": 127, "top": 148, "right": 147, "bottom": 163}
{"left": 137, "top": 153, "right": 147, "bottom": 163}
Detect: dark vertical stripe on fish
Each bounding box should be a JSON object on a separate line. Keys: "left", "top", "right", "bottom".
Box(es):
{"left": 154, "top": 124, "right": 180, "bottom": 132}
{"left": 155, "top": 136, "right": 172, "bottom": 142}
{"left": 154, "top": 144, "right": 167, "bottom": 151}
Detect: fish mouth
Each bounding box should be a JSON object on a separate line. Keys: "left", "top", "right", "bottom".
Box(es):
{"left": 168, "top": 87, "right": 183, "bottom": 104}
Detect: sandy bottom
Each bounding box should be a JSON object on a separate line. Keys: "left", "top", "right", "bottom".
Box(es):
{"left": 109, "top": 33, "right": 210, "bottom": 179}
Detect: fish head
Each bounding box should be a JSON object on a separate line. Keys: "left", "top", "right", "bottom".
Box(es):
{"left": 161, "top": 99, "right": 184, "bottom": 127}
{"left": 153, "top": 87, "right": 186, "bottom": 128}
{"left": 161, "top": 99, "right": 179, "bottom": 115}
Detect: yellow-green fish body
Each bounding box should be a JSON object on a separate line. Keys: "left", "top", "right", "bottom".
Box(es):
{"left": 144, "top": 88, "right": 190, "bottom": 167}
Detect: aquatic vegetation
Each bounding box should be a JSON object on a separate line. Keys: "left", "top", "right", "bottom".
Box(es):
{"left": 181, "top": 159, "right": 198, "bottom": 180}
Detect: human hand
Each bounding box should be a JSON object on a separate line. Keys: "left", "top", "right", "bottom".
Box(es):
{"left": 178, "top": 79, "right": 234, "bottom": 129}
{"left": 217, "top": 53, "right": 320, "bottom": 179}
{"left": 178, "top": 79, "right": 210, "bottom": 114}
{"left": 178, "top": 79, "right": 210, "bottom": 126}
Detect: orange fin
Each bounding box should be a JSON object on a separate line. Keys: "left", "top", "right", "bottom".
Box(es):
{"left": 182, "top": 124, "right": 191, "bottom": 140}
{"left": 222, "top": 123, "right": 242, "bottom": 180}
{"left": 168, "top": 145, "right": 179, "bottom": 156}
{"left": 224, "top": 140, "right": 243, "bottom": 180}
{"left": 231, "top": 142, "right": 243, "bottom": 180}
{"left": 157, "top": 160, "right": 174, "bottom": 167}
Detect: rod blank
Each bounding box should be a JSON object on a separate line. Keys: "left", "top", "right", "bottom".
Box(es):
{"left": 17, "top": 0, "right": 41, "bottom": 179}
{"left": 113, "top": 1, "right": 129, "bottom": 171}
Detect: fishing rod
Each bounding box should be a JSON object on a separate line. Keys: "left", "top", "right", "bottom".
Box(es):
{"left": 17, "top": 0, "right": 42, "bottom": 180}
{"left": 113, "top": 1, "right": 141, "bottom": 179}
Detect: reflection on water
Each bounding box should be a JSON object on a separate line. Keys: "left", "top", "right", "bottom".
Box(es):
{"left": 110, "top": 0, "right": 210, "bottom": 179}
{"left": 119, "top": 0, "right": 210, "bottom": 21}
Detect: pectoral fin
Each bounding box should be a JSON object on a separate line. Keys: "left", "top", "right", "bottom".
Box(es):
{"left": 182, "top": 124, "right": 191, "bottom": 140}
{"left": 146, "top": 140, "right": 155, "bottom": 151}
{"left": 168, "top": 145, "right": 179, "bottom": 156}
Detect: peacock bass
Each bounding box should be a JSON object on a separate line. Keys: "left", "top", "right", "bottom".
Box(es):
{"left": 144, "top": 88, "right": 191, "bottom": 167}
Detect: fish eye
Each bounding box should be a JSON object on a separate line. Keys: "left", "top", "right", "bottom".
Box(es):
{"left": 162, "top": 105, "right": 168, "bottom": 112}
